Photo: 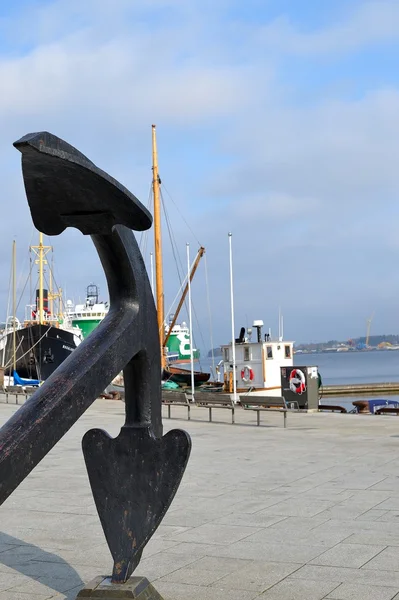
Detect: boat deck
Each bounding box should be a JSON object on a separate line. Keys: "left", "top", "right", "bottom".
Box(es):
{"left": 1, "top": 399, "right": 399, "bottom": 599}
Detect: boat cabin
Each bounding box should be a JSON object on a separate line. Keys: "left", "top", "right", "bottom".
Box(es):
{"left": 221, "top": 320, "right": 294, "bottom": 396}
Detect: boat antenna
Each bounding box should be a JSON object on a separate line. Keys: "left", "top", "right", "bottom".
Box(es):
{"left": 152, "top": 125, "right": 166, "bottom": 369}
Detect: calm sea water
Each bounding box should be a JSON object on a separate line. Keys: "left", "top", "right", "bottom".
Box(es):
{"left": 199, "top": 350, "right": 399, "bottom": 386}
{"left": 293, "top": 350, "right": 399, "bottom": 386}
{"left": 197, "top": 350, "right": 399, "bottom": 411}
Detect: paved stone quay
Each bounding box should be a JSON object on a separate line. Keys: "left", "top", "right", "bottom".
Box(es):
{"left": 2, "top": 400, "right": 399, "bottom": 599}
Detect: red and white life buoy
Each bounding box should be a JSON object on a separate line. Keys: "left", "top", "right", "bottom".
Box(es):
{"left": 241, "top": 366, "right": 254, "bottom": 383}
{"left": 289, "top": 368, "right": 306, "bottom": 394}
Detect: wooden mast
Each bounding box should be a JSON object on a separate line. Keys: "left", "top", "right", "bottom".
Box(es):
{"left": 152, "top": 125, "right": 166, "bottom": 369}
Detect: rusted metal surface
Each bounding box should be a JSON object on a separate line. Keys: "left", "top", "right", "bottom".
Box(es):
{"left": 0, "top": 132, "right": 191, "bottom": 584}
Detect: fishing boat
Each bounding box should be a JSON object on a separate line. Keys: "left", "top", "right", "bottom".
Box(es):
{"left": 0, "top": 237, "right": 83, "bottom": 381}
{"left": 151, "top": 125, "right": 210, "bottom": 386}
{"left": 221, "top": 318, "right": 294, "bottom": 397}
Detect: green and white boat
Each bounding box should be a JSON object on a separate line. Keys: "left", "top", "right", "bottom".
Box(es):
{"left": 65, "top": 285, "right": 199, "bottom": 365}
{"left": 65, "top": 284, "right": 108, "bottom": 339}
{"left": 164, "top": 316, "right": 200, "bottom": 362}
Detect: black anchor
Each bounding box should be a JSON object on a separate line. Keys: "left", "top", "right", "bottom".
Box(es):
{"left": 0, "top": 132, "right": 191, "bottom": 583}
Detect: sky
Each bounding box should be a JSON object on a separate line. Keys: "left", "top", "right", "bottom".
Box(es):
{"left": 0, "top": 0, "right": 399, "bottom": 350}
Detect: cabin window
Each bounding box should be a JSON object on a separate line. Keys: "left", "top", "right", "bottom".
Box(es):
{"left": 285, "top": 345, "right": 291, "bottom": 359}
{"left": 223, "top": 348, "right": 229, "bottom": 361}
{"left": 266, "top": 346, "right": 273, "bottom": 359}
{"left": 244, "top": 347, "right": 250, "bottom": 361}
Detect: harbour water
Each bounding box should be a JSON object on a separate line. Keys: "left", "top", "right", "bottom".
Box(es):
{"left": 201, "top": 350, "right": 399, "bottom": 412}
{"left": 203, "top": 349, "right": 399, "bottom": 386}
{"left": 294, "top": 350, "right": 399, "bottom": 385}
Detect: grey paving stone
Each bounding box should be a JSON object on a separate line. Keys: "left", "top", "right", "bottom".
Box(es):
{"left": 159, "top": 556, "right": 249, "bottom": 586}
{"left": 260, "top": 498, "right": 336, "bottom": 518}
{"left": 170, "top": 523, "right": 260, "bottom": 545}
{"left": 166, "top": 541, "right": 224, "bottom": 557}
{"left": 0, "top": 572, "right": 29, "bottom": 592}
{"left": 212, "top": 513, "right": 287, "bottom": 528}
{"left": 329, "top": 473, "right": 386, "bottom": 490}
{"left": 355, "top": 509, "right": 388, "bottom": 521}
{"left": 213, "top": 560, "right": 301, "bottom": 592}
{"left": 259, "top": 578, "right": 340, "bottom": 599}
{"left": 290, "top": 565, "right": 399, "bottom": 588}
{"left": 244, "top": 526, "right": 351, "bottom": 547}
{"left": 268, "top": 516, "right": 330, "bottom": 532}
{"left": 371, "top": 478, "right": 399, "bottom": 492}
{"left": 343, "top": 532, "right": 399, "bottom": 546}
{"left": 205, "top": 539, "right": 327, "bottom": 563}
{"left": 374, "top": 499, "right": 399, "bottom": 511}
{"left": 138, "top": 551, "right": 201, "bottom": 581}
{"left": 377, "top": 511, "right": 399, "bottom": 523}
{"left": 0, "top": 593, "right": 53, "bottom": 600}
{"left": 10, "top": 575, "right": 81, "bottom": 595}
{"left": 310, "top": 542, "right": 385, "bottom": 568}
{"left": 155, "top": 580, "right": 260, "bottom": 599}
{"left": 4, "top": 402, "right": 399, "bottom": 599}
{"left": 161, "top": 509, "right": 218, "bottom": 528}
{"left": 152, "top": 525, "right": 192, "bottom": 539}
{"left": 316, "top": 504, "right": 372, "bottom": 520}
{"left": 326, "top": 582, "right": 399, "bottom": 600}
{"left": 142, "top": 539, "right": 181, "bottom": 558}
{"left": 362, "top": 546, "right": 399, "bottom": 571}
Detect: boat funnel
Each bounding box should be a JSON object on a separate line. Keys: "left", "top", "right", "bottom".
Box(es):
{"left": 253, "top": 320, "right": 264, "bottom": 343}
{"left": 235, "top": 327, "right": 245, "bottom": 344}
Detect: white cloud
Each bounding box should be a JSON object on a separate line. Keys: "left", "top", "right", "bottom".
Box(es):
{"left": 256, "top": 1, "right": 399, "bottom": 56}
{"left": 0, "top": 0, "right": 398, "bottom": 346}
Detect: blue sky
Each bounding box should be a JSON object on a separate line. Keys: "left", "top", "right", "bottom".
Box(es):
{"left": 0, "top": 0, "right": 399, "bottom": 349}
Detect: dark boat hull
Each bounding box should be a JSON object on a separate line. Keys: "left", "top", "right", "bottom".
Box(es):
{"left": 0, "top": 324, "right": 79, "bottom": 381}
{"left": 162, "top": 367, "right": 210, "bottom": 386}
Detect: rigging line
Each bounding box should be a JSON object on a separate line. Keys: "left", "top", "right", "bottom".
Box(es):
{"left": 164, "top": 274, "right": 188, "bottom": 322}
{"left": 3, "top": 328, "right": 49, "bottom": 369}
{"left": 204, "top": 253, "right": 216, "bottom": 377}
{"left": 161, "top": 193, "right": 185, "bottom": 301}
{"left": 3, "top": 338, "right": 24, "bottom": 369}
{"left": 163, "top": 250, "right": 201, "bottom": 320}
{"left": 139, "top": 182, "right": 153, "bottom": 252}
{"left": 5, "top": 246, "right": 13, "bottom": 326}
{"left": 191, "top": 304, "right": 206, "bottom": 371}
{"left": 161, "top": 190, "right": 186, "bottom": 287}
{"left": 16, "top": 272, "right": 32, "bottom": 314}
{"left": 161, "top": 182, "right": 202, "bottom": 247}
{"left": 16, "top": 227, "right": 37, "bottom": 302}
{"left": 29, "top": 255, "right": 32, "bottom": 312}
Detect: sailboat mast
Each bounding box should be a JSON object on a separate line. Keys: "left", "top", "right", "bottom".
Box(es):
{"left": 12, "top": 240, "right": 16, "bottom": 373}
{"left": 152, "top": 124, "right": 166, "bottom": 369}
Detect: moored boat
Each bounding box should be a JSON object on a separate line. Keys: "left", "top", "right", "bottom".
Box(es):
{"left": 0, "top": 237, "right": 83, "bottom": 381}
{"left": 221, "top": 319, "right": 294, "bottom": 397}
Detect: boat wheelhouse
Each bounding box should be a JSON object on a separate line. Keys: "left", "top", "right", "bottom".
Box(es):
{"left": 222, "top": 320, "right": 294, "bottom": 396}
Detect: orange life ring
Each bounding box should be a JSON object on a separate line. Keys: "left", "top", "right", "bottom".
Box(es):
{"left": 241, "top": 366, "right": 254, "bottom": 382}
